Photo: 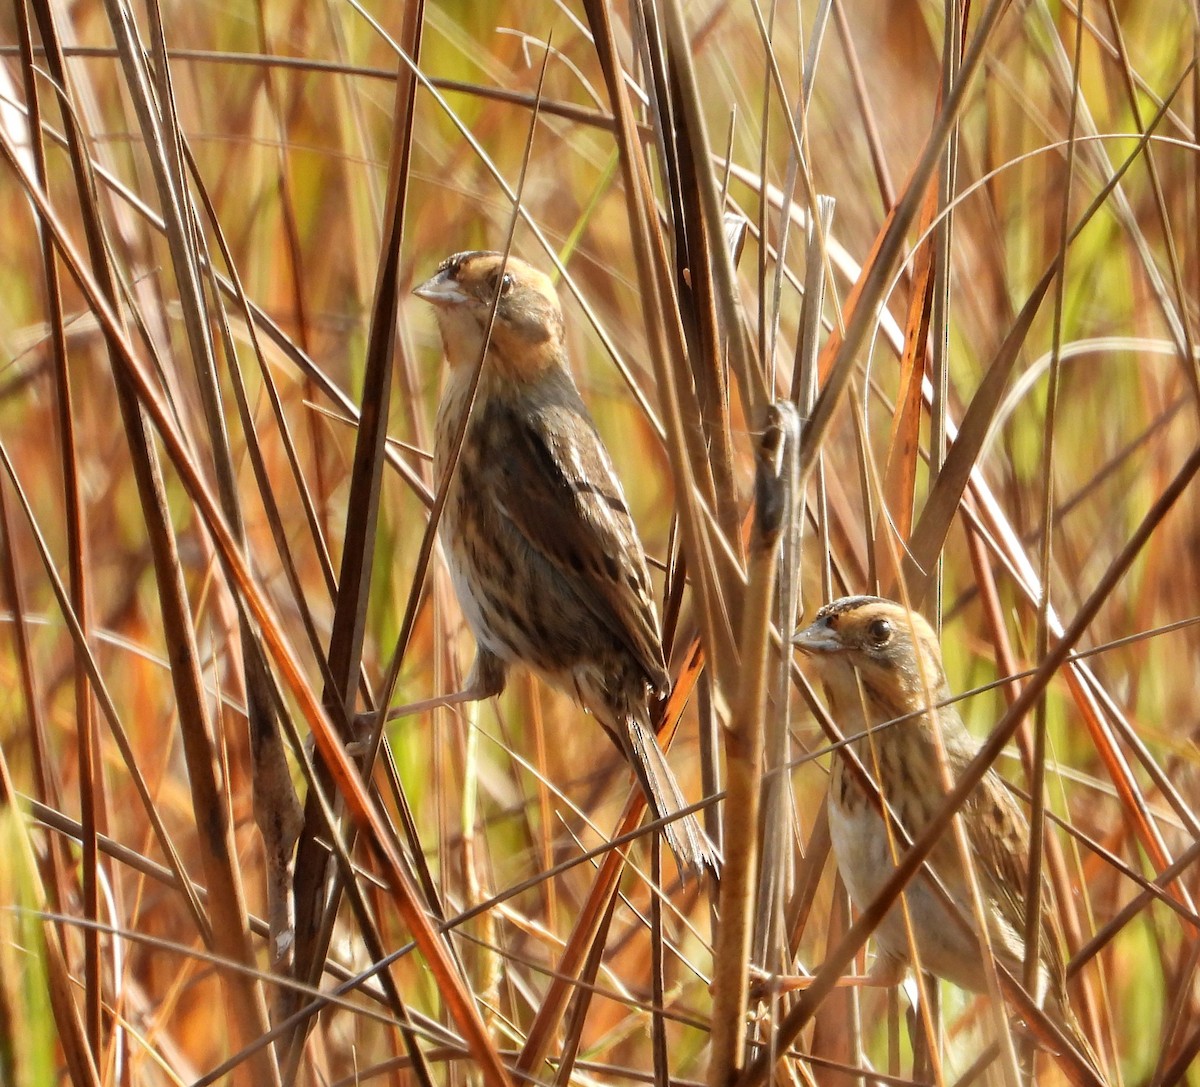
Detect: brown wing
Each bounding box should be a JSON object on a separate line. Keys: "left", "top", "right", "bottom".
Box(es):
{"left": 966, "top": 768, "right": 1069, "bottom": 995}
{"left": 473, "top": 388, "right": 669, "bottom": 692}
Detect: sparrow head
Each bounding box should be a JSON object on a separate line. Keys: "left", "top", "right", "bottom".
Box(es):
{"left": 792, "top": 596, "right": 950, "bottom": 707}
{"left": 414, "top": 251, "right": 566, "bottom": 380}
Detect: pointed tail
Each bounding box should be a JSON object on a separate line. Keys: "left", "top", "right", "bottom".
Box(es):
{"left": 622, "top": 714, "right": 721, "bottom": 880}
{"left": 1049, "top": 994, "right": 1108, "bottom": 1085}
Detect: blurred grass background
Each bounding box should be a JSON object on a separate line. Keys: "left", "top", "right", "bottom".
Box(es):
{"left": 0, "top": 0, "right": 1198, "bottom": 1085}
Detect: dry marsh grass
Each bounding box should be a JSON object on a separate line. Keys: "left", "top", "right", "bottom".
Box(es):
{"left": 0, "top": 1, "right": 1198, "bottom": 1085}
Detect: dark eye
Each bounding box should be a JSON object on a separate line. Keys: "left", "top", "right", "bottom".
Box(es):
{"left": 498, "top": 271, "right": 514, "bottom": 295}
{"left": 867, "top": 617, "right": 892, "bottom": 646}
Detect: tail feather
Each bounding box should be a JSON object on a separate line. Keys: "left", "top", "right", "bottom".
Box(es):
{"left": 623, "top": 715, "right": 720, "bottom": 879}
{"left": 1047, "top": 994, "right": 1107, "bottom": 1083}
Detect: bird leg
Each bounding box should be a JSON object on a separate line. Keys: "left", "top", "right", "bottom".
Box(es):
{"left": 747, "top": 968, "right": 896, "bottom": 1000}
{"left": 357, "top": 686, "right": 482, "bottom": 728}
{"left": 352, "top": 648, "right": 507, "bottom": 737}
{"left": 748, "top": 946, "right": 912, "bottom": 1000}
{"left": 866, "top": 949, "right": 909, "bottom": 987}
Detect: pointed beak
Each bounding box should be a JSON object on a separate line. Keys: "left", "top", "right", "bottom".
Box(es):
{"left": 413, "top": 270, "right": 470, "bottom": 307}
{"left": 791, "top": 622, "right": 841, "bottom": 655}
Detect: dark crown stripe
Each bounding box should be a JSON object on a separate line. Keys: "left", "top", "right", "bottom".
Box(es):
{"left": 816, "top": 594, "right": 889, "bottom": 620}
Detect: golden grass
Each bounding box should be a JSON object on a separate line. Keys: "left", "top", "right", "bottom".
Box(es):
{"left": 0, "top": 1, "right": 1198, "bottom": 1084}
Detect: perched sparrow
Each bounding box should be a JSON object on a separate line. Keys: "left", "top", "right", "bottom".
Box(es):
{"left": 792, "top": 596, "right": 1094, "bottom": 1057}
{"left": 414, "top": 250, "right": 717, "bottom": 876}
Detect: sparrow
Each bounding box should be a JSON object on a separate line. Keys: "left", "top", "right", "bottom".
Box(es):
{"left": 792, "top": 595, "right": 1096, "bottom": 1061}
{"left": 414, "top": 250, "right": 717, "bottom": 877}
